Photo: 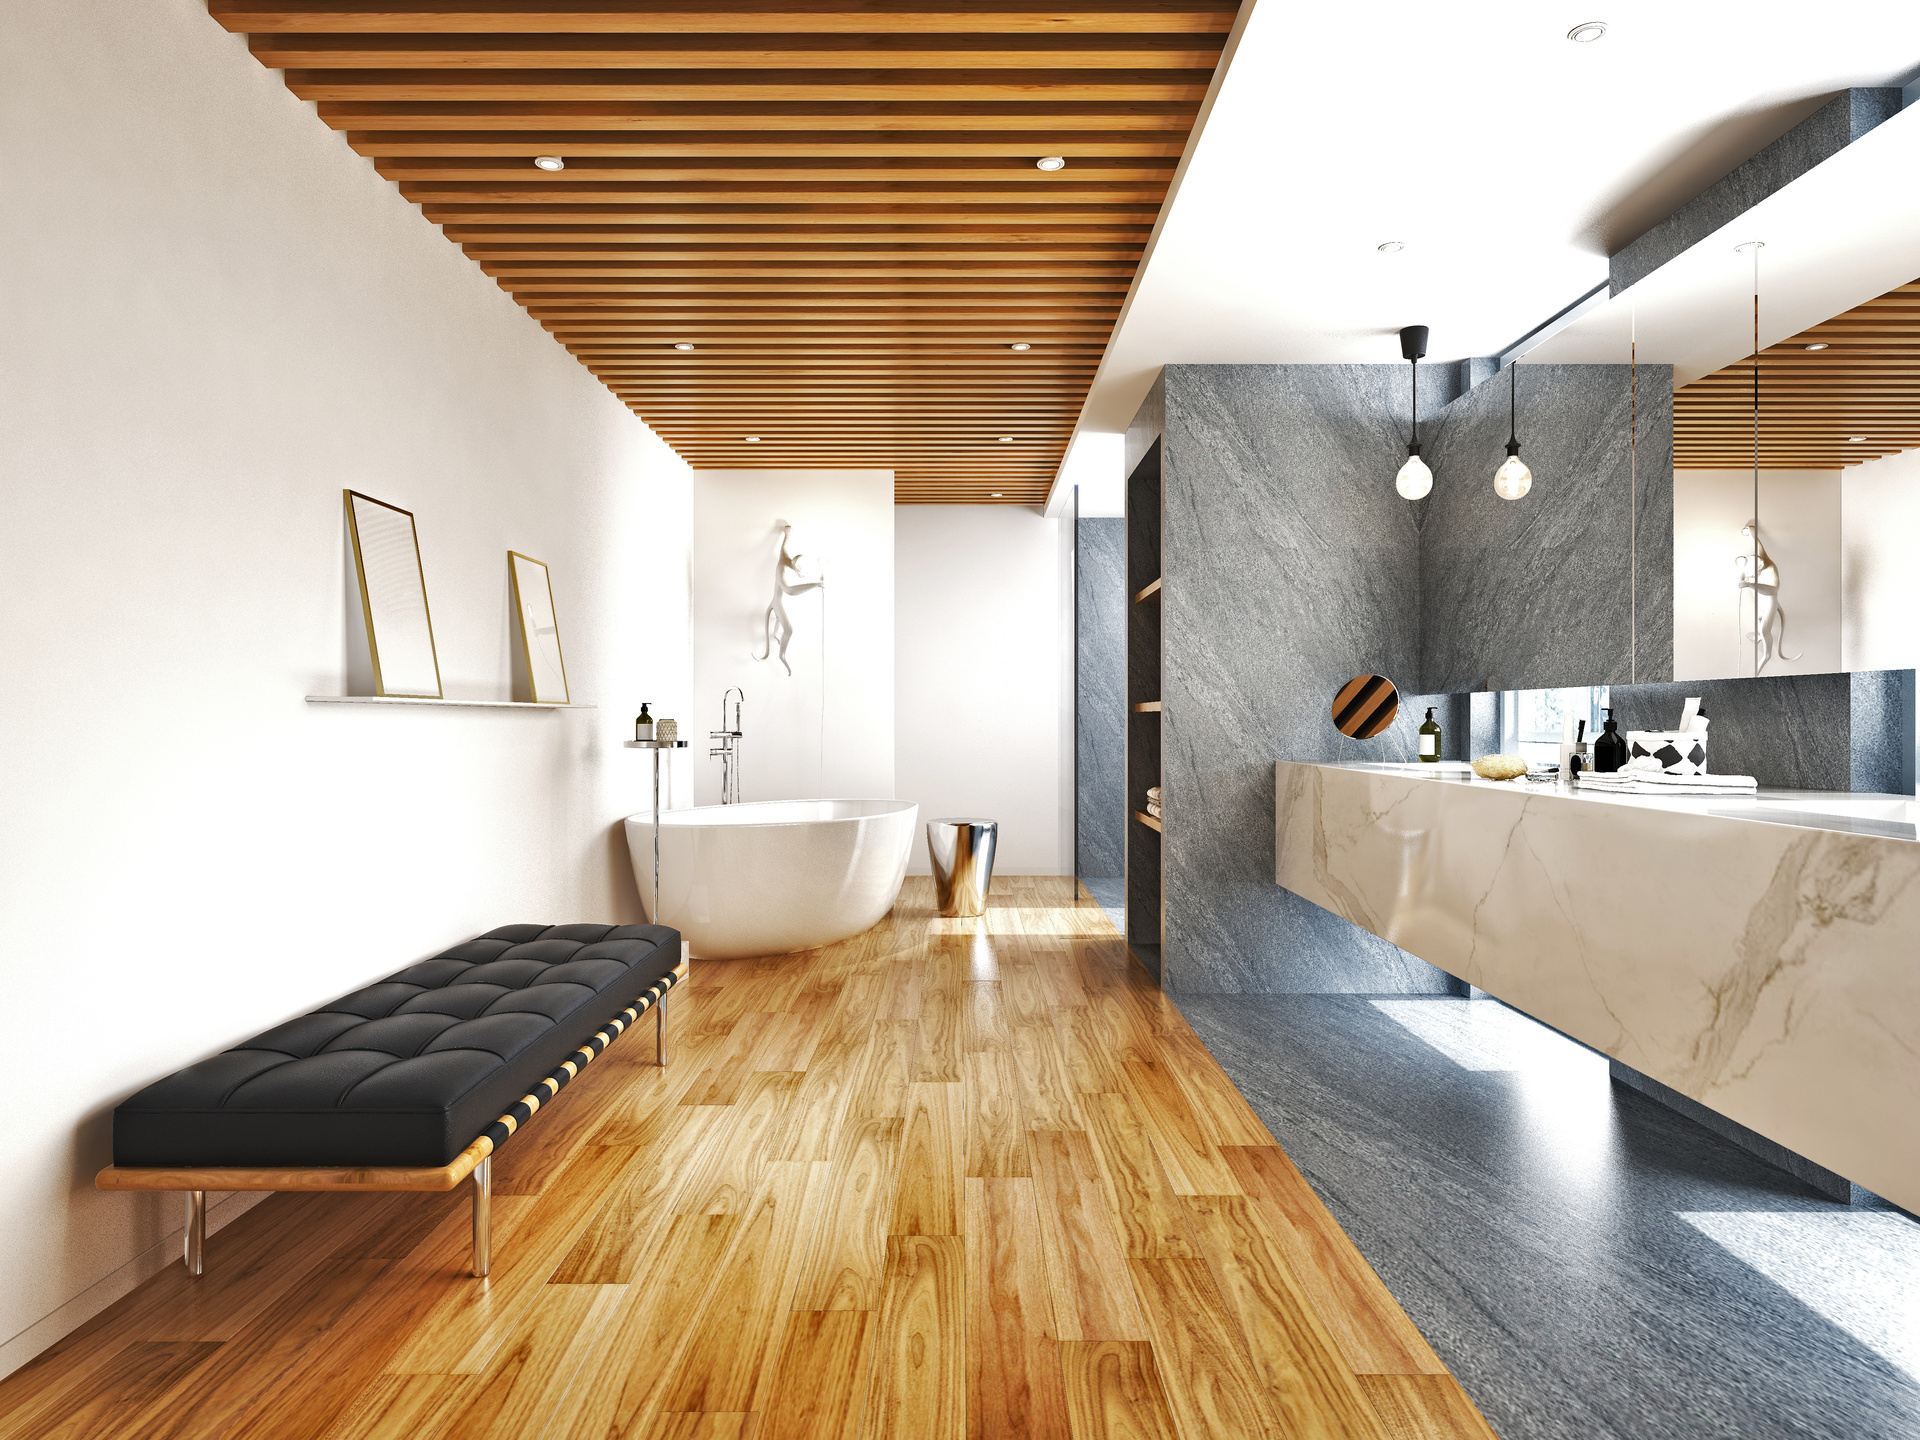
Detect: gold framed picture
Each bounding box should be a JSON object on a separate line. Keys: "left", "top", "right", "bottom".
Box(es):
{"left": 508, "top": 551, "right": 570, "bottom": 704}
{"left": 344, "top": 490, "right": 442, "bottom": 698}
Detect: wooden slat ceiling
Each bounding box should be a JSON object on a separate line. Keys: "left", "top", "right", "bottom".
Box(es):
{"left": 1674, "top": 278, "right": 1920, "bottom": 470}
{"left": 209, "top": 2, "right": 1240, "bottom": 503}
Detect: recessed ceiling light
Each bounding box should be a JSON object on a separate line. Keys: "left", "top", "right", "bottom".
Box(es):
{"left": 1035, "top": 156, "right": 1066, "bottom": 172}
{"left": 998, "top": 436, "right": 1015, "bottom": 442}
{"left": 533, "top": 155, "right": 565, "bottom": 171}
{"left": 1377, "top": 241, "right": 1405, "bottom": 253}
{"left": 1804, "top": 342, "right": 1829, "bottom": 351}
{"left": 1566, "top": 20, "right": 1607, "bottom": 42}
{"left": 1849, "top": 435, "right": 1867, "bottom": 442}
{"left": 1009, "top": 342, "right": 1032, "bottom": 351}
{"left": 991, "top": 492, "right": 1003, "bottom": 497}
{"left": 672, "top": 343, "right": 696, "bottom": 351}
{"left": 744, "top": 435, "right": 761, "bottom": 442}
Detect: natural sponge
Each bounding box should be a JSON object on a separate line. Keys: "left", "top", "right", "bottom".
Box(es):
{"left": 1471, "top": 754, "right": 1529, "bottom": 781}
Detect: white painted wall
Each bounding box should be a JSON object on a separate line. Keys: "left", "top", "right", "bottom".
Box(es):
{"left": 896, "top": 508, "right": 1074, "bottom": 876}
{"left": 0, "top": 1, "right": 693, "bottom": 1375}
{"left": 1842, "top": 447, "right": 1920, "bottom": 672}
{"left": 691, "top": 471, "right": 896, "bottom": 806}
{"left": 1673, "top": 470, "right": 1841, "bottom": 680}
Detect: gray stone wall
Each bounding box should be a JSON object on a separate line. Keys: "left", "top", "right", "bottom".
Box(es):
{"left": 1074, "top": 517, "right": 1126, "bottom": 880}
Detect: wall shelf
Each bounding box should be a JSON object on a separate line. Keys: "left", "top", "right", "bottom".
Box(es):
{"left": 306, "top": 696, "right": 594, "bottom": 710}
{"left": 1133, "top": 578, "right": 1162, "bottom": 604}
{"left": 1135, "top": 810, "right": 1162, "bottom": 833}
{"left": 1133, "top": 701, "right": 1162, "bottom": 713}
{"left": 1125, "top": 434, "right": 1164, "bottom": 980}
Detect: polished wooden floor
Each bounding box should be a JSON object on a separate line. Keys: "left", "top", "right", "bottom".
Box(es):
{"left": 2, "top": 877, "right": 1497, "bottom": 1440}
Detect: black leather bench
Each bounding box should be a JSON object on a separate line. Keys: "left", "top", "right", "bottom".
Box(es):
{"left": 97, "top": 923, "right": 686, "bottom": 1278}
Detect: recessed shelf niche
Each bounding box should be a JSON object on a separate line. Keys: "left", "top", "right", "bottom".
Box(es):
{"left": 1125, "top": 437, "right": 1164, "bottom": 978}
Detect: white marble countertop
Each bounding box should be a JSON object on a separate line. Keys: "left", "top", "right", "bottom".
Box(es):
{"left": 1275, "top": 759, "right": 1920, "bottom": 1211}
{"left": 1323, "top": 761, "right": 1919, "bottom": 842}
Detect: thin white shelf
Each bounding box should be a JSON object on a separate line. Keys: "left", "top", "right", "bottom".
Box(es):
{"left": 305, "top": 695, "right": 595, "bottom": 710}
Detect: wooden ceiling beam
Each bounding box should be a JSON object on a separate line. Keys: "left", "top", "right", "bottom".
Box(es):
{"left": 464, "top": 226, "right": 1152, "bottom": 242}
{"left": 255, "top": 35, "right": 1226, "bottom": 67}
{"left": 406, "top": 183, "right": 1170, "bottom": 203}
{"left": 485, "top": 243, "right": 1144, "bottom": 257}
{"left": 317, "top": 99, "right": 1203, "bottom": 129}
{"left": 422, "top": 204, "right": 1161, "bottom": 221}
{"left": 214, "top": 3, "right": 1240, "bottom": 36}
{"left": 382, "top": 158, "right": 1176, "bottom": 181}
{"left": 353, "top": 128, "right": 1189, "bottom": 155}
{"left": 486, "top": 261, "right": 1136, "bottom": 275}
{"left": 284, "top": 68, "right": 1216, "bottom": 103}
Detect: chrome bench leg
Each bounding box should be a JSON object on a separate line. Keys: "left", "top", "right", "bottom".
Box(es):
{"left": 185, "top": 1191, "right": 206, "bottom": 1277}
{"left": 471, "top": 1157, "right": 492, "bottom": 1278}
{"left": 657, "top": 990, "right": 668, "bottom": 1067}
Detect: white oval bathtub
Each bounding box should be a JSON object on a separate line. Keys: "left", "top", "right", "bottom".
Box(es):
{"left": 625, "top": 798, "right": 918, "bottom": 960}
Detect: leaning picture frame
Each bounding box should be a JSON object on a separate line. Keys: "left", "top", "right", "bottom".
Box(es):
{"left": 508, "top": 550, "right": 570, "bottom": 704}
{"left": 344, "top": 490, "right": 443, "bottom": 698}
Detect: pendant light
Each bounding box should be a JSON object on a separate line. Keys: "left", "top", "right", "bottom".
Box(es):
{"left": 1395, "top": 325, "right": 1432, "bottom": 499}
{"left": 1493, "top": 363, "right": 1532, "bottom": 499}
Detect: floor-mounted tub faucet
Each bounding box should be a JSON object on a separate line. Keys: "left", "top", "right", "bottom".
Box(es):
{"left": 711, "top": 687, "right": 744, "bottom": 804}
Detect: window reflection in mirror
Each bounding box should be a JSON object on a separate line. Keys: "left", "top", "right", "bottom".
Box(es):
{"left": 1500, "top": 687, "right": 1610, "bottom": 767}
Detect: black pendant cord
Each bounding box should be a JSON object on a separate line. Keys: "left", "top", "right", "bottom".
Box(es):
{"left": 1751, "top": 253, "right": 1761, "bottom": 677}
{"left": 1507, "top": 362, "right": 1519, "bottom": 448}
{"left": 1409, "top": 356, "right": 1419, "bottom": 450}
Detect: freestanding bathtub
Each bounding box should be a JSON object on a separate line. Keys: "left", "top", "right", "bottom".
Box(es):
{"left": 624, "top": 798, "right": 917, "bottom": 959}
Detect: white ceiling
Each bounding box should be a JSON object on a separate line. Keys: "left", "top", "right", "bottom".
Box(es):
{"left": 1048, "top": 0, "right": 1920, "bottom": 514}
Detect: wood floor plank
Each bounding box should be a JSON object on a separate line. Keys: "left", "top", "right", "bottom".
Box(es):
{"left": 778, "top": 1039, "right": 869, "bottom": 1164}
{"left": 662, "top": 1160, "right": 828, "bottom": 1414}
{"left": 966, "top": 1179, "right": 1069, "bottom": 1440}
{"left": 3, "top": 1340, "right": 220, "bottom": 1440}
{"left": 676, "top": 1071, "right": 804, "bottom": 1218}
{"left": 1058, "top": 1342, "right": 1179, "bottom": 1440}
{"left": 434, "top": 1283, "right": 626, "bottom": 1440}
{"left": 962, "top": 982, "right": 1011, "bottom": 1054}
{"left": 1008, "top": 1021, "right": 1083, "bottom": 1132}
{"left": 793, "top": 1117, "right": 905, "bottom": 1311}
{"left": 1077, "top": 1093, "right": 1197, "bottom": 1261}
{"left": 846, "top": 1020, "right": 918, "bottom": 1122}
{"left": 1219, "top": 1146, "right": 1447, "bottom": 1376}
{"left": 1357, "top": 1375, "right": 1500, "bottom": 1440}
{"left": 1120, "top": 1060, "right": 1242, "bottom": 1196}
{"left": 317, "top": 1375, "right": 475, "bottom": 1440}
{"left": 648, "top": 1416, "right": 760, "bottom": 1440}
{"left": 1126, "top": 1258, "right": 1283, "bottom": 1440}
{"left": 1151, "top": 1026, "right": 1275, "bottom": 1149}
{"left": 1053, "top": 1005, "right": 1126, "bottom": 1096}
{"left": 759, "top": 1311, "right": 876, "bottom": 1440}
{"left": 1025, "top": 1131, "right": 1146, "bottom": 1344}
{"left": 861, "top": 1235, "right": 964, "bottom": 1440}
{"left": 1181, "top": 1194, "right": 1390, "bottom": 1440}
{"left": 561, "top": 1209, "right": 743, "bottom": 1440}
{"left": 913, "top": 973, "right": 962, "bottom": 1083}
{"left": 963, "top": 1049, "right": 1029, "bottom": 1179}
{"left": 754, "top": 979, "right": 844, "bottom": 1073}
{"left": 682, "top": 1011, "right": 783, "bottom": 1107}
{"left": 890, "top": 1083, "right": 964, "bottom": 1236}
{"left": 553, "top": 1106, "right": 730, "bottom": 1282}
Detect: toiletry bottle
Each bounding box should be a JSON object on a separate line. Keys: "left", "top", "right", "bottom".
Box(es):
{"left": 1593, "top": 709, "right": 1628, "bottom": 773}
{"left": 634, "top": 703, "right": 653, "bottom": 743}
{"left": 1418, "top": 707, "right": 1441, "bottom": 763}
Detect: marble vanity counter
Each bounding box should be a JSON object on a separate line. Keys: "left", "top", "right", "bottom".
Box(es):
{"left": 1275, "top": 760, "right": 1920, "bottom": 1211}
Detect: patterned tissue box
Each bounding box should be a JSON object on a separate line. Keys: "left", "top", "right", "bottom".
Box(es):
{"left": 1626, "top": 730, "right": 1708, "bottom": 775}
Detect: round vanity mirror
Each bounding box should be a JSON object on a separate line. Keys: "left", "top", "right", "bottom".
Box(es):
{"left": 1332, "top": 674, "right": 1399, "bottom": 738}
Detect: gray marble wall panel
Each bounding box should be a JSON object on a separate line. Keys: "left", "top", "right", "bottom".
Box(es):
{"left": 1850, "top": 669, "right": 1917, "bottom": 796}
{"left": 1157, "top": 365, "right": 1448, "bottom": 995}
{"left": 1610, "top": 89, "right": 1902, "bottom": 294}
{"left": 1609, "top": 672, "right": 1852, "bottom": 789}
{"left": 1419, "top": 364, "right": 1674, "bottom": 694}
{"left": 1075, "top": 517, "right": 1127, "bottom": 878}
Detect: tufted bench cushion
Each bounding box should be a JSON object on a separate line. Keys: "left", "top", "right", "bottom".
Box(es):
{"left": 113, "top": 923, "right": 680, "bottom": 1170}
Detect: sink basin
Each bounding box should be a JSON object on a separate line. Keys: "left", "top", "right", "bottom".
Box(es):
{"left": 1713, "top": 795, "right": 1919, "bottom": 840}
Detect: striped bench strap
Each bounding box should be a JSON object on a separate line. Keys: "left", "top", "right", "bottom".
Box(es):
{"left": 479, "top": 966, "right": 682, "bottom": 1154}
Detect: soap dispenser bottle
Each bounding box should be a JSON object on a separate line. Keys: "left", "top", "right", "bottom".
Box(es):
{"left": 1417, "top": 707, "right": 1441, "bottom": 763}
{"left": 634, "top": 703, "right": 654, "bottom": 743}
{"left": 1593, "top": 708, "right": 1628, "bottom": 773}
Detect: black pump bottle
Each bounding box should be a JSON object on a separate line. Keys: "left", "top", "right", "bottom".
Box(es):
{"left": 1592, "top": 708, "right": 1628, "bottom": 773}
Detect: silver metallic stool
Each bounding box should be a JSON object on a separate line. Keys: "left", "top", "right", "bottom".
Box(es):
{"left": 927, "top": 817, "right": 998, "bottom": 917}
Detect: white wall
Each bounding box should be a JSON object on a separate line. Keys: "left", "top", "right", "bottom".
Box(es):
{"left": 1842, "top": 447, "right": 1920, "bottom": 672}
{"left": 691, "top": 471, "right": 895, "bottom": 805}
{"left": 1673, "top": 470, "right": 1841, "bottom": 679}
{"left": 0, "top": 2, "right": 693, "bottom": 1374}
{"left": 896, "top": 507, "right": 1074, "bottom": 875}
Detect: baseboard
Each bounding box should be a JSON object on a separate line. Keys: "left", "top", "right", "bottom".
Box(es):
{"left": 0, "top": 1190, "right": 267, "bottom": 1381}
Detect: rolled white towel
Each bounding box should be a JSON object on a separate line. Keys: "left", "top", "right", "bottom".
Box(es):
{"left": 1146, "top": 801, "right": 1163, "bottom": 819}
{"left": 1146, "top": 786, "right": 1162, "bottom": 802}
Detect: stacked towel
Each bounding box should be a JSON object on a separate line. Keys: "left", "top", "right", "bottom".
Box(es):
{"left": 1146, "top": 785, "right": 1162, "bottom": 819}
{"left": 1580, "top": 767, "right": 1757, "bottom": 797}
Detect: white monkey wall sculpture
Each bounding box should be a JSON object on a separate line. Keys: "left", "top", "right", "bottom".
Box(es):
{"left": 1735, "top": 520, "right": 1801, "bottom": 674}
{"left": 755, "top": 521, "right": 825, "bottom": 675}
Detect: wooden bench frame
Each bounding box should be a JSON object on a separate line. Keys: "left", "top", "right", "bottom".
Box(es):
{"left": 97, "top": 951, "right": 690, "bottom": 1280}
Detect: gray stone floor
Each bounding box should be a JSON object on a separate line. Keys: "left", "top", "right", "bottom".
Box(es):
{"left": 1179, "top": 993, "right": 1920, "bottom": 1440}
{"left": 1079, "top": 875, "right": 1124, "bottom": 933}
